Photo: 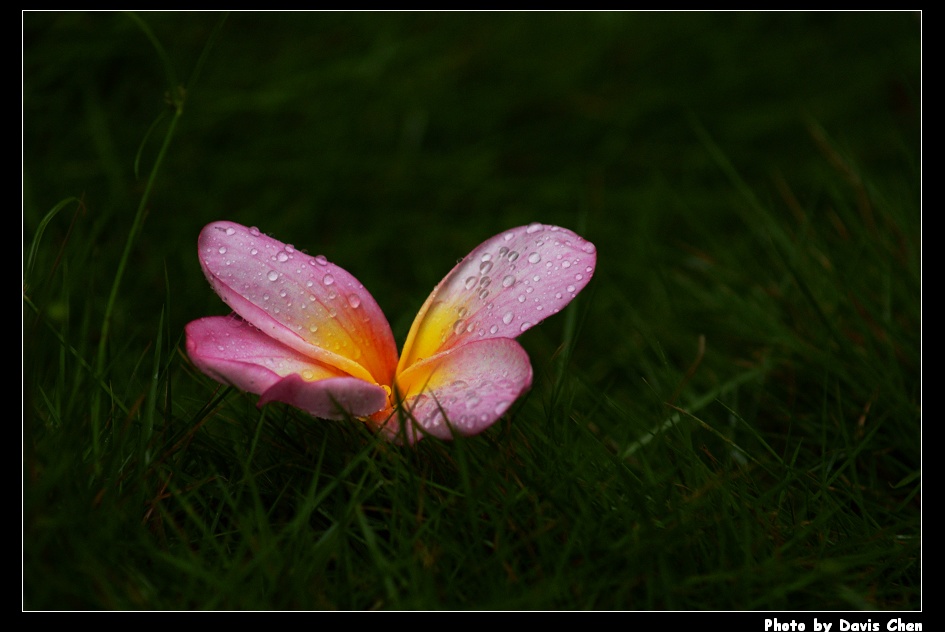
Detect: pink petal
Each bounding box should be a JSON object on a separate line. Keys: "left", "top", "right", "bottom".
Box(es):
{"left": 378, "top": 338, "right": 533, "bottom": 443}
{"left": 185, "top": 315, "right": 388, "bottom": 419}
{"left": 259, "top": 374, "right": 389, "bottom": 420}
{"left": 197, "top": 221, "right": 398, "bottom": 387}
{"left": 398, "top": 222, "right": 596, "bottom": 373}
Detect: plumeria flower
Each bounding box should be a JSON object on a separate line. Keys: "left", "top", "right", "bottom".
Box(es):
{"left": 185, "top": 221, "right": 596, "bottom": 443}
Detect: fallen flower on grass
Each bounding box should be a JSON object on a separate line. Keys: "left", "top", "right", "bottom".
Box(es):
{"left": 186, "top": 220, "right": 596, "bottom": 443}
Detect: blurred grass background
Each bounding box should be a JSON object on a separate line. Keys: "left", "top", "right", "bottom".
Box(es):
{"left": 23, "top": 11, "right": 920, "bottom": 610}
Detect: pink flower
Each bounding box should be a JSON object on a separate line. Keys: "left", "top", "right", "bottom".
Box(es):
{"left": 185, "top": 221, "right": 596, "bottom": 443}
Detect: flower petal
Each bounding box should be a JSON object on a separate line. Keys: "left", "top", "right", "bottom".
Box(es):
{"left": 197, "top": 221, "right": 398, "bottom": 387}
{"left": 378, "top": 338, "right": 533, "bottom": 442}
{"left": 185, "top": 315, "right": 387, "bottom": 418}
{"left": 397, "top": 222, "right": 596, "bottom": 373}
{"left": 259, "top": 374, "right": 389, "bottom": 420}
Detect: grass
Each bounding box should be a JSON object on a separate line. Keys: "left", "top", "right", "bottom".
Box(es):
{"left": 23, "top": 11, "right": 920, "bottom": 610}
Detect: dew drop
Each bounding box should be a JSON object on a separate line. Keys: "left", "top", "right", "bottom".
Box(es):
{"left": 583, "top": 242, "right": 596, "bottom": 254}
{"left": 503, "top": 232, "right": 515, "bottom": 241}
{"left": 347, "top": 294, "right": 361, "bottom": 309}
{"left": 502, "top": 311, "right": 514, "bottom": 325}
{"left": 250, "top": 248, "right": 258, "bottom": 256}
{"left": 218, "top": 246, "right": 227, "bottom": 255}
{"left": 502, "top": 275, "right": 516, "bottom": 288}
{"left": 526, "top": 222, "right": 543, "bottom": 234}
{"left": 562, "top": 260, "right": 571, "bottom": 268}
{"left": 225, "top": 227, "right": 236, "bottom": 236}
{"left": 489, "top": 324, "right": 499, "bottom": 334}
{"left": 267, "top": 270, "right": 279, "bottom": 281}
{"left": 481, "top": 253, "right": 492, "bottom": 262}
{"left": 567, "top": 284, "right": 576, "bottom": 293}
{"left": 277, "top": 251, "right": 289, "bottom": 262}
{"left": 451, "top": 380, "right": 468, "bottom": 389}
{"left": 528, "top": 252, "right": 541, "bottom": 264}
{"left": 479, "top": 276, "right": 491, "bottom": 288}
{"left": 465, "top": 276, "right": 477, "bottom": 290}
{"left": 302, "top": 369, "right": 314, "bottom": 380}
{"left": 575, "top": 273, "right": 584, "bottom": 281}
{"left": 495, "top": 401, "right": 510, "bottom": 416}
{"left": 478, "top": 289, "right": 489, "bottom": 300}
{"left": 249, "top": 226, "right": 260, "bottom": 236}
{"left": 479, "top": 260, "right": 493, "bottom": 275}
{"left": 508, "top": 251, "right": 520, "bottom": 262}
{"left": 323, "top": 274, "right": 335, "bottom": 286}
{"left": 314, "top": 254, "right": 328, "bottom": 266}
{"left": 453, "top": 319, "right": 466, "bottom": 335}
{"left": 285, "top": 244, "right": 295, "bottom": 254}
{"left": 520, "top": 321, "right": 532, "bottom": 332}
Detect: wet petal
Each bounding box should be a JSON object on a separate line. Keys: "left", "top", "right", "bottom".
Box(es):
{"left": 398, "top": 222, "right": 596, "bottom": 373}
{"left": 197, "top": 221, "right": 398, "bottom": 387}
{"left": 259, "top": 374, "right": 389, "bottom": 420}
{"left": 186, "top": 315, "right": 387, "bottom": 418}
{"left": 385, "top": 338, "right": 533, "bottom": 442}
{"left": 185, "top": 315, "right": 345, "bottom": 394}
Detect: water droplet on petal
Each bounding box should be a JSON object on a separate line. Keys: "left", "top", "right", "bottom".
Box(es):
{"left": 323, "top": 274, "right": 334, "bottom": 286}
{"left": 250, "top": 248, "right": 258, "bottom": 256}
{"left": 526, "top": 222, "right": 543, "bottom": 234}
{"left": 347, "top": 294, "right": 361, "bottom": 308}
{"left": 314, "top": 254, "right": 328, "bottom": 266}
{"left": 465, "top": 276, "right": 477, "bottom": 290}
{"left": 567, "top": 284, "right": 576, "bottom": 293}
{"left": 225, "top": 227, "right": 236, "bottom": 236}
{"left": 453, "top": 319, "right": 466, "bottom": 335}
{"left": 583, "top": 242, "right": 596, "bottom": 254}
{"left": 249, "top": 226, "right": 260, "bottom": 236}
{"left": 495, "top": 401, "right": 510, "bottom": 415}
{"left": 520, "top": 321, "right": 532, "bottom": 332}
{"left": 502, "top": 311, "right": 514, "bottom": 325}
{"left": 575, "top": 273, "right": 584, "bottom": 281}
{"left": 267, "top": 270, "right": 279, "bottom": 281}
{"left": 561, "top": 260, "right": 571, "bottom": 268}
{"left": 218, "top": 246, "right": 227, "bottom": 254}
{"left": 528, "top": 252, "right": 541, "bottom": 264}
{"left": 479, "top": 260, "right": 493, "bottom": 275}
{"left": 502, "top": 275, "right": 515, "bottom": 287}
{"left": 489, "top": 324, "right": 499, "bottom": 334}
